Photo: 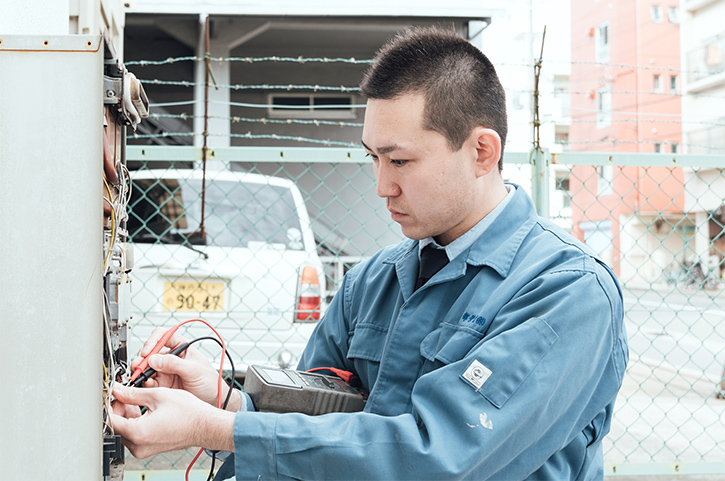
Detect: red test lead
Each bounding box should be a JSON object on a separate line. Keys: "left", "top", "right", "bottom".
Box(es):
{"left": 128, "top": 324, "right": 182, "bottom": 384}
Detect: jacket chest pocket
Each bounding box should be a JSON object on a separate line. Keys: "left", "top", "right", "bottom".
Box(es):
{"left": 422, "top": 317, "right": 560, "bottom": 409}
{"left": 346, "top": 323, "right": 389, "bottom": 362}
{"left": 420, "top": 322, "right": 486, "bottom": 370}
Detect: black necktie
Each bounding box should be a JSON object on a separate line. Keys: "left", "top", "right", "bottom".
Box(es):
{"left": 415, "top": 244, "right": 449, "bottom": 290}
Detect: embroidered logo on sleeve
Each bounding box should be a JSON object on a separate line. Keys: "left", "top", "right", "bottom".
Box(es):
{"left": 462, "top": 359, "right": 492, "bottom": 390}
{"left": 462, "top": 312, "right": 487, "bottom": 326}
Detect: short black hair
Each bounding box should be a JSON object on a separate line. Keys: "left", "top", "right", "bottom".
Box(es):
{"left": 360, "top": 26, "right": 508, "bottom": 171}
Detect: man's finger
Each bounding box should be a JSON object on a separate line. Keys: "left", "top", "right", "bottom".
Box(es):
{"left": 113, "top": 384, "right": 157, "bottom": 410}
{"left": 137, "top": 327, "right": 166, "bottom": 358}
{"left": 111, "top": 399, "right": 139, "bottom": 419}
{"left": 147, "top": 352, "right": 201, "bottom": 377}
{"left": 139, "top": 329, "right": 188, "bottom": 358}
{"left": 109, "top": 413, "right": 155, "bottom": 459}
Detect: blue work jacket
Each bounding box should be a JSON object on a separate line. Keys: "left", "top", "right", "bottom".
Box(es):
{"left": 225, "top": 186, "right": 628, "bottom": 480}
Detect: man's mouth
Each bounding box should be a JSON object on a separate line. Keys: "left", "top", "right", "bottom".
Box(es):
{"left": 388, "top": 207, "right": 407, "bottom": 221}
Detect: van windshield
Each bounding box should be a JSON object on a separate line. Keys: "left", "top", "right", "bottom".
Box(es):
{"left": 128, "top": 177, "right": 303, "bottom": 249}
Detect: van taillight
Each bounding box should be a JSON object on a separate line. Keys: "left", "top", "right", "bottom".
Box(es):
{"left": 295, "top": 266, "right": 321, "bottom": 322}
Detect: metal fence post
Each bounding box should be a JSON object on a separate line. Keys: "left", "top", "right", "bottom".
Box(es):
{"left": 530, "top": 147, "right": 550, "bottom": 218}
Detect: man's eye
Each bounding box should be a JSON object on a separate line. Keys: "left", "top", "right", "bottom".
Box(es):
{"left": 390, "top": 159, "right": 408, "bottom": 166}
{"left": 365, "top": 152, "right": 379, "bottom": 161}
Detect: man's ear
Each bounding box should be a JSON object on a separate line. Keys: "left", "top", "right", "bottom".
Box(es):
{"left": 470, "top": 127, "right": 502, "bottom": 177}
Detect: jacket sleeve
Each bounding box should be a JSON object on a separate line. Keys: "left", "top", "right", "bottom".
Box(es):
{"left": 230, "top": 262, "right": 628, "bottom": 481}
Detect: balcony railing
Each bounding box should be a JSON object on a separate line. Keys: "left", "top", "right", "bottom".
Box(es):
{"left": 687, "top": 33, "right": 725, "bottom": 83}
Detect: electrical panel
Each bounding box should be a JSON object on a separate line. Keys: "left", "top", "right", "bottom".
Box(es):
{"left": 101, "top": 32, "right": 148, "bottom": 480}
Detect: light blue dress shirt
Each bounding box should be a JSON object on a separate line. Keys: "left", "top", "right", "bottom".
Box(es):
{"left": 419, "top": 184, "right": 515, "bottom": 260}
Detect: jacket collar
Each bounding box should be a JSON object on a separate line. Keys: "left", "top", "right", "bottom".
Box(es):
{"left": 382, "top": 185, "right": 538, "bottom": 279}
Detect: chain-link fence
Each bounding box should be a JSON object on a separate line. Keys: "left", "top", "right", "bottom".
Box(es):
{"left": 121, "top": 145, "right": 725, "bottom": 478}
{"left": 119, "top": 13, "right": 725, "bottom": 474}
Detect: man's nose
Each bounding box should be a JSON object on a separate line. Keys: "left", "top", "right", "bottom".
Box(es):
{"left": 375, "top": 163, "right": 401, "bottom": 198}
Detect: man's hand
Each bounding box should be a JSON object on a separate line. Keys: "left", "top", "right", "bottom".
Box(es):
{"left": 132, "top": 327, "right": 239, "bottom": 410}
{"left": 111, "top": 384, "right": 235, "bottom": 459}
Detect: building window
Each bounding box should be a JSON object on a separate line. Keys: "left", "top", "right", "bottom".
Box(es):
{"left": 596, "top": 22, "right": 610, "bottom": 62}
{"left": 671, "top": 142, "right": 679, "bottom": 153}
{"left": 667, "top": 6, "right": 679, "bottom": 24}
{"left": 555, "top": 131, "right": 570, "bottom": 150}
{"left": 651, "top": 5, "right": 664, "bottom": 23}
{"left": 653, "top": 74, "right": 662, "bottom": 92}
{"left": 597, "top": 166, "right": 613, "bottom": 196}
{"left": 669, "top": 75, "right": 678, "bottom": 92}
{"left": 654, "top": 142, "right": 662, "bottom": 153}
{"left": 596, "top": 87, "right": 612, "bottom": 128}
{"left": 267, "top": 93, "right": 356, "bottom": 119}
{"left": 557, "top": 176, "right": 572, "bottom": 207}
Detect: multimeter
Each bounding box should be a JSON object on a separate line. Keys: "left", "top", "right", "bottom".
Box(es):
{"left": 243, "top": 365, "right": 367, "bottom": 415}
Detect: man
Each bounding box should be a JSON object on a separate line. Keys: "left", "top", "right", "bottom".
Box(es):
{"left": 112, "top": 26, "right": 628, "bottom": 480}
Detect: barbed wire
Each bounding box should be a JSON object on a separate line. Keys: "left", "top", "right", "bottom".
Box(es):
{"left": 127, "top": 55, "right": 373, "bottom": 66}
{"left": 129, "top": 54, "right": 725, "bottom": 152}
{"left": 228, "top": 133, "right": 359, "bottom": 147}
{"left": 130, "top": 128, "right": 725, "bottom": 152}
{"left": 224, "top": 100, "right": 367, "bottom": 109}
{"left": 127, "top": 54, "right": 724, "bottom": 78}
{"left": 143, "top": 104, "right": 723, "bottom": 131}
{"left": 131, "top": 131, "right": 195, "bottom": 140}
{"left": 147, "top": 111, "right": 363, "bottom": 127}
{"left": 140, "top": 79, "right": 361, "bottom": 92}
{"left": 149, "top": 100, "right": 197, "bottom": 108}
{"left": 126, "top": 54, "right": 725, "bottom": 78}
{"left": 130, "top": 131, "right": 360, "bottom": 147}
{"left": 140, "top": 76, "right": 725, "bottom": 101}
{"left": 145, "top": 109, "right": 724, "bottom": 130}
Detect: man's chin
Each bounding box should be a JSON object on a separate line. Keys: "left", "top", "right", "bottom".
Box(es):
{"left": 400, "top": 225, "right": 428, "bottom": 241}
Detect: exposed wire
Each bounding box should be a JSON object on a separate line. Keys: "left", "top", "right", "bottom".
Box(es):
{"left": 103, "top": 179, "right": 117, "bottom": 275}
{"left": 102, "top": 288, "right": 118, "bottom": 435}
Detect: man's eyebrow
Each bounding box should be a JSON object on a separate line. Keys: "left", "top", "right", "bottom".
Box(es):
{"left": 361, "top": 139, "right": 399, "bottom": 155}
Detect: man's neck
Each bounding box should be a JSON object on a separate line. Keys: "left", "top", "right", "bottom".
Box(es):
{"left": 424, "top": 184, "right": 516, "bottom": 260}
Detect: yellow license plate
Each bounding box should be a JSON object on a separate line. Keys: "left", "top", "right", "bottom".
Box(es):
{"left": 163, "top": 281, "right": 225, "bottom": 311}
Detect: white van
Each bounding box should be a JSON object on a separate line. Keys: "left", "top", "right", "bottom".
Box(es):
{"left": 126, "top": 169, "right": 325, "bottom": 376}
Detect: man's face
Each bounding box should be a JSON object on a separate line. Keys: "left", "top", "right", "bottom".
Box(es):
{"left": 362, "top": 93, "right": 481, "bottom": 245}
